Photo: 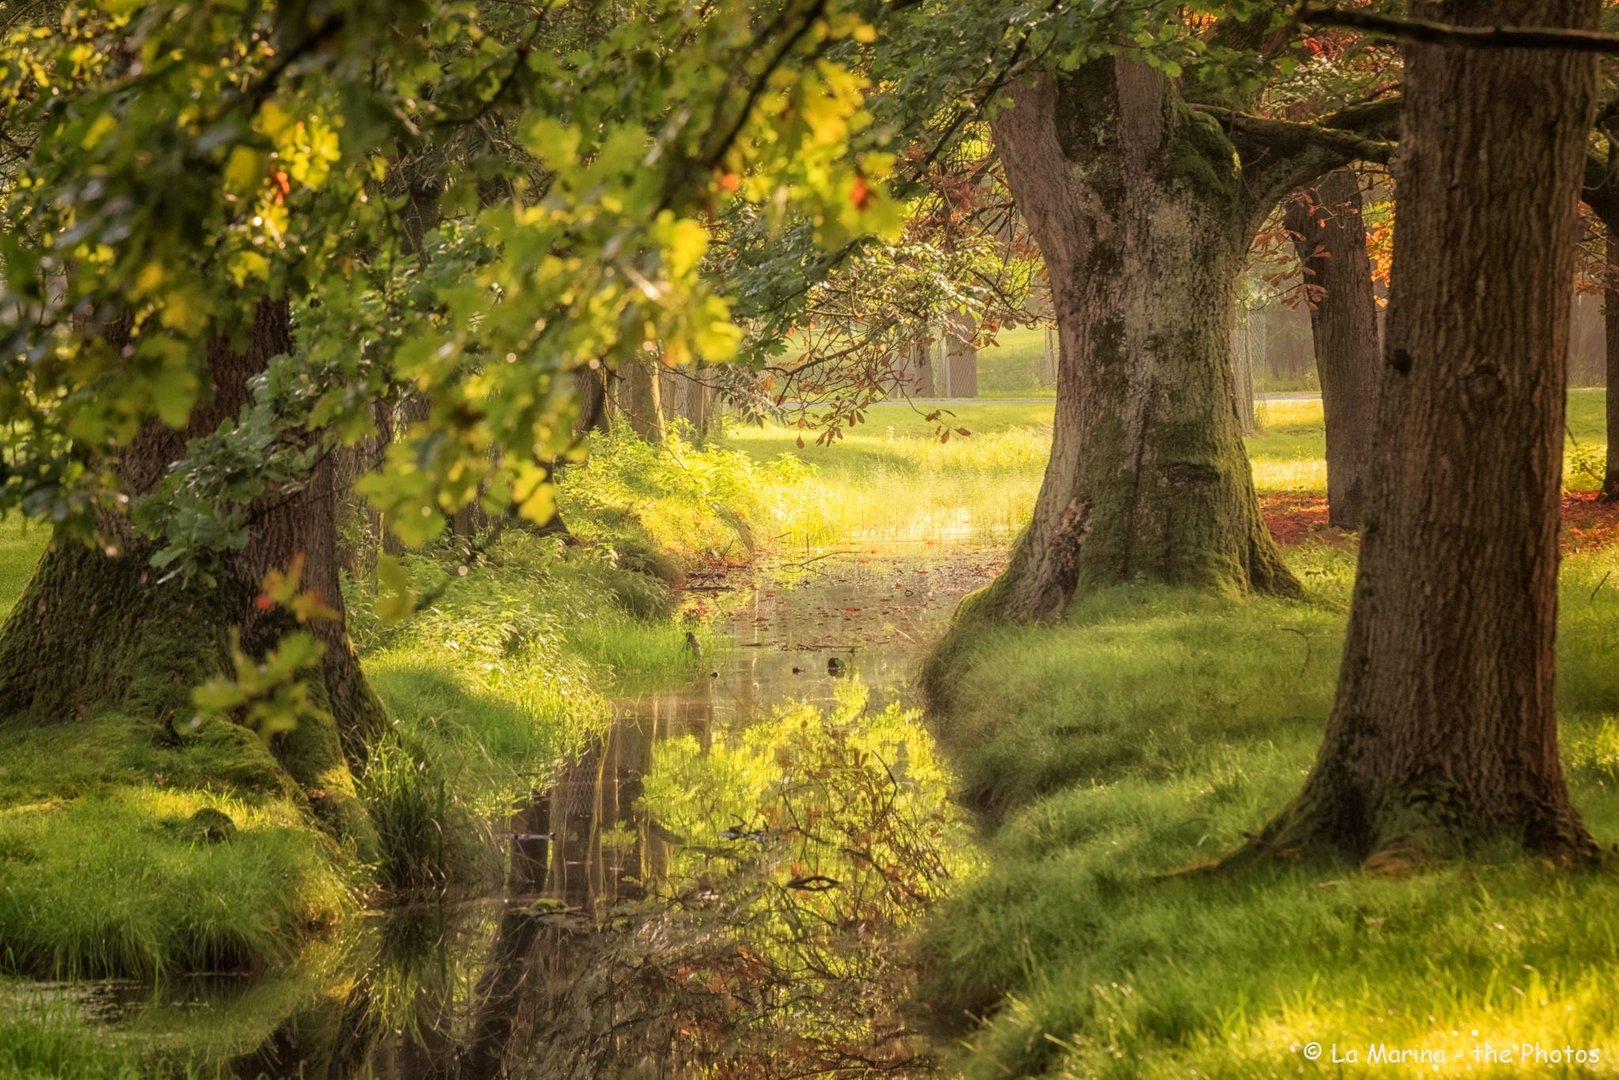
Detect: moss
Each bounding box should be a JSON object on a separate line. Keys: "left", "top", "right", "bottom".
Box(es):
{"left": 0, "top": 541, "right": 235, "bottom": 724}
{"left": 1162, "top": 107, "right": 1243, "bottom": 209}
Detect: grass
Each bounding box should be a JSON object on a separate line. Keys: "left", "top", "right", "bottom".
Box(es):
{"left": 722, "top": 402, "right": 1053, "bottom": 544}
{"left": 0, "top": 519, "right": 42, "bottom": 619}
{"left": 976, "top": 326, "right": 1057, "bottom": 399}
{"left": 917, "top": 457, "right": 1619, "bottom": 1078}
{"left": 0, "top": 429, "right": 787, "bottom": 1075}
{"left": 0, "top": 1009, "right": 148, "bottom": 1080}
{"left": 0, "top": 712, "right": 354, "bottom": 982}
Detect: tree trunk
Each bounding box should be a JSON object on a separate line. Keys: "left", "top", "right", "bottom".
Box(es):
{"left": 975, "top": 62, "right": 1299, "bottom": 622}
{"left": 1250, "top": 0, "right": 1602, "bottom": 868}
{"left": 1603, "top": 228, "right": 1619, "bottom": 500}
{"left": 905, "top": 335, "right": 935, "bottom": 397}
{"left": 943, "top": 314, "right": 978, "bottom": 399}
{"left": 616, "top": 354, "right": 666, "bottom": 442}
{"left": 0, "top": 301, "right": 380, "bottom": 843}
{"left": 1285, "top": 166, "right": 1380, "bottom": 528}
{"left": 1231, "top": 304, "right": 1257, "bottom": 435}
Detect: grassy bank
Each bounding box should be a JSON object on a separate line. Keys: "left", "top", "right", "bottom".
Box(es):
{"left": 916, "top": 398, "right": 1619, "bottom": 1078}
{"left": 0, "top": 430, "right": 802, "bottom": 1075}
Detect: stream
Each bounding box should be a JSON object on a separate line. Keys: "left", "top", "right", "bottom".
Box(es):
{"left": 30, "top": 544, "right": 1003, "bottom": 1078}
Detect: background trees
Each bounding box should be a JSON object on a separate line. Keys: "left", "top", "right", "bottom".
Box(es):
{"left": 1284, "top": 167, "right": 1380, "bottom": 528}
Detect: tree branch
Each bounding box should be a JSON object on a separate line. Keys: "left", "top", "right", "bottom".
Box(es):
{"left": 1193, "top": 98, "right": 1399, "bottom": 224}
{"left": 1300, "top": 3, "right": 1619, "bottom": 54}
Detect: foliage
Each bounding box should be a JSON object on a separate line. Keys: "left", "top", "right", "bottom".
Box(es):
{"left": 0, "top": 0, "right": 898, "bottom": 574}
{"left": 192, "top": 559, "right": 337, "bottom": 745}
{"left": 527, "top": 686, "right": 976, "bottom": 1075}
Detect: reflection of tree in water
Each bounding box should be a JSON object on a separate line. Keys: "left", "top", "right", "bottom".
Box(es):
{"left": 503, "top": 684, "right": 969, "bottom": 1078}
{"left": 233, "top": 684, "right": 966, "bottom": 1079}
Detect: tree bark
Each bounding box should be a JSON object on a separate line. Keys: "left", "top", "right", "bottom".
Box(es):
{"left": 902, "top": 334, "right": 935, "bottom": 397}
{"left": 976, "top": 62, "right": 1300, "bottom": 621}
{"left": 943, "top": 314, "right": 979, "bottom": 399}
{"left": 616, "top": 354, "right": 666, "bottom": 442}
{"left": 1250, "top": 0, "right": 1602, "bottom": 868}
{"left": 1603, "top": 228, "right": 1619, "bottom": 499}
{"left": 1285, "top": 166, "right": 1381, "bottom": 528}
{"left": 0, "top": 301, "right": 381, "bottom": 842}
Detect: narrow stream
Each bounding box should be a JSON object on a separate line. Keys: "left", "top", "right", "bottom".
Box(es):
{"left": 34, "top": 545, "right": 1004, "bottom": 1078}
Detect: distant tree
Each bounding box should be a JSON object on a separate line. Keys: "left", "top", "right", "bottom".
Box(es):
{"left": 1249, "top": 0, "right": 1604, "bottom": 867}
{"left": 1605, "top": 229, "right": 1619, "bottom": 500}
{"left": 1284, "top": 166, "right": 1380, "bottom": 528}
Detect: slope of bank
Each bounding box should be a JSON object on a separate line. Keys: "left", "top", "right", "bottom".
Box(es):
{"left": 917, "top": 539, "right": 1619, "bottom": 1078}
{"left": 0, "top": 430, "right": 804, "bottom": 1076}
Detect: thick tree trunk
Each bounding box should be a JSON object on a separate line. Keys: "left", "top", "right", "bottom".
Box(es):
{"left": 1250, "top": 0, "right": 1602, "bottom": 868}
{"left": 975, "top": 63, "right": 1298, "bottom": 622}
{"left": 1285, "top": 167, "right": 1380, "bottom": 528}
{"left": 0, "top": 301, "right": 380, "bottom": 842}
{"left": 1603, "top": 229, "right": 1619, "bottom": 500}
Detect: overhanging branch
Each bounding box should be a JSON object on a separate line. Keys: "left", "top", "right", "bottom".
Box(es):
{"left": 1193, "top": 105, "right": 1396, "bottom": 168}
{"left": 1300, "top": 3, "right": 1619, "bottom": 54}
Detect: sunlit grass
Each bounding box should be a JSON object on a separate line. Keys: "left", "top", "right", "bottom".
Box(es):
{"left": 0, "top": 713, "right": 354, "bottom": 982}
{"left": 723, "top": 402, "right": 1052, "bottom": 545}
{"left": 0, "top": 518, "right": 43, "bottom": 618}
{"left": 920, "top": 542, "right": 1619, "bottom": 1079}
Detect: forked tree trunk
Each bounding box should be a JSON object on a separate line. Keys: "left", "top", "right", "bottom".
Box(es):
{"left": 975, "top": 62, "right": 1299, "bottom": 621}
{"left": 0, "top": 301, "right": 381, "bottom": 843}
{"left": 1285, "top": 166, "right": 1380, "bottom": 528}
{"left": 1603, "top": 228, "right": 1619, "bottom": 500}
{"left": 1250, "top": 0, "right": 1602, "bottom": 868}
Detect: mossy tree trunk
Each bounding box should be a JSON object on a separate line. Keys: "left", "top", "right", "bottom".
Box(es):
{"left": 1248, "top": 0, "right": 1602, "bottom": 869}
{"left": 0, "top": 300, "right": 382, "bottom": 842}
{"left": 1285, "top": 166, "right": 1380, "bottom": 528}
{"left": 978, "top": 61, "right": 1352, "bottom": 620}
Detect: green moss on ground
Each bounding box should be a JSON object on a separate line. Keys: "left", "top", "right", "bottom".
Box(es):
{"left": 0, "top": 712, "right": 355, "bottom": 981}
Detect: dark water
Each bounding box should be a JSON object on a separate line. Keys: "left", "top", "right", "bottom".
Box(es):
{"left": 41, "top": 546, "right": 1003, "bottom": 1079}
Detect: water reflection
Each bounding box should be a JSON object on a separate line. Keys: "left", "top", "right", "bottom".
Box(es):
{"left": 124, "top": 547, "right": 1001, "bottom": 1078}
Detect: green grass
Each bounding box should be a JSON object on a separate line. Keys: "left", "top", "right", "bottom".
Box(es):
{"left": 919, "top": 540, "right": 1619, "bottom": 1078}
{"left": 0, "top": 1009, "right": 147, "bottom": 1080}
{"left": 0, "top": 520, "right": 44, "bottom": 619}
{"left": 976, "top": 326, "right": 1058, "bottom": 399}
{"left": 722, "top": 402, "right": 1054, "bottom": 544}
{"left": 1249, "top": 389, "right": 1611, "bottom": 495}
{"left": 0, "top": 713, "right": 354, "bottom": 981}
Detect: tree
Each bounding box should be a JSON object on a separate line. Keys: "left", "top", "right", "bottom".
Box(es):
{"left": 1284, "top": 166, "right": 1380, "bottom": 527}
{"left": 1605, "top": 228, "right": 1619, "bottom": 500}
{"left": 972, "top": 26, "right": 1395, "bottom": 621}
{"left": 1249, "top": 0, "right": 1603, "bottom": 867}
{"left": 0, "top": 0, "right": 891, "bottom": 831}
